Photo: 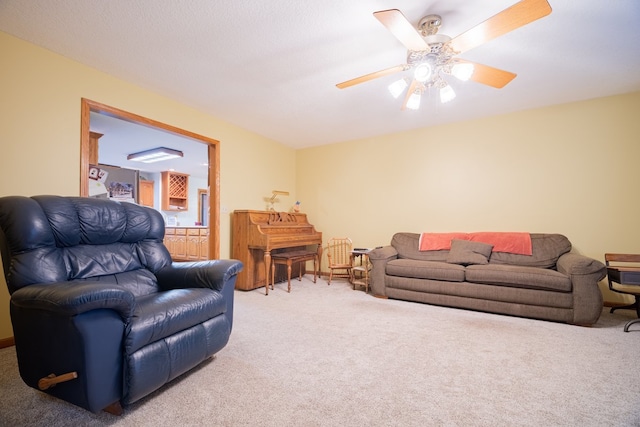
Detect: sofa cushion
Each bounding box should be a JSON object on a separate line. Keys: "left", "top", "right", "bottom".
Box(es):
{"left": 488, "top": 234, "right": 571, "bottom": 268}
{"left": 465, "top": 264, "right": 572, "bottom": 292}
{"left": 420, "top": 232, "right": 531, "bottom": 255}
{"left": 391, "top": 232, "right": 572, "bottom": 269}
{"left": 392, "top": 233, "right": 449, "bottom": 262}
{"left": 419, "top": 232, "right": 469, "bottom": 251}
{"left": 446, "top": 240, "right": 493, "bottom": 265}
{"left": 386, "top": 259, "right": 465, "bottom": 282}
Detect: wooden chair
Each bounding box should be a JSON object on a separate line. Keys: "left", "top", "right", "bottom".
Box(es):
{"left": 325, "top": 237, "right": 353, "bottom": 285}
{"left": 605, "top": 253, "right": 640, "bottom": 332}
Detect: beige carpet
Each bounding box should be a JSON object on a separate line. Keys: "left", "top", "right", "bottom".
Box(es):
{"left": 1, "top": 277, "right": 639, "bottom": 427}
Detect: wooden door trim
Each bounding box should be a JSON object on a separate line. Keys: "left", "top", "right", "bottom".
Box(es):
{"left": 79, "top": 98, "right": 220, "bottom": 259}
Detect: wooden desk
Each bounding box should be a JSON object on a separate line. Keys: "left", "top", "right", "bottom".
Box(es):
{"left": 607, "top": 266, "right": 640, "bottom": 286}
{"left": 606, "top": 260, "right": 640, "bottom": 332}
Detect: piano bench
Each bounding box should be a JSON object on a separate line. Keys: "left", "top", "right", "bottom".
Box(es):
{"left": 270, "top": 250, "right": 319, "bottom": 294}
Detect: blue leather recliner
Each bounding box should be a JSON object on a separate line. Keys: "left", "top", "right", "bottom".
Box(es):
{"left": 0, "top": 195, "right": 242, "bottom": 414}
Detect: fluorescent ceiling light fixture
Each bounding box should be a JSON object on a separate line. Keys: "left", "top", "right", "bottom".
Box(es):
{"left": 127, "top": 147, "right": 183, "bottom": 163}
{"left": 440, "top": 84, "right": 456, "bottom": 103}
{"left": 388, "top": 79, "right": 408, "bottom": 99}
{"left": 451, "top": 63, "right": 475, "bottom": 81}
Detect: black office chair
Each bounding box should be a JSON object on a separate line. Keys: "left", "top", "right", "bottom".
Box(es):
{"left": 605, "top": 253, "right": 640, "bottom": 332}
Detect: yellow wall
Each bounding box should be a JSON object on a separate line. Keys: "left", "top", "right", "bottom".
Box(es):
{"left": 1, "top": 29, "right": 639, "bottom": 340}
{"left": 297, "top": 92, "right": 640, "bottom": 303}
{"left": 0, "top": 31, "right": 296, "bottom": 339}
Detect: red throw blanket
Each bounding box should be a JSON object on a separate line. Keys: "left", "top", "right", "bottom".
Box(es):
{"left": 419, "top": 232, "right": 532, "bottom": 255}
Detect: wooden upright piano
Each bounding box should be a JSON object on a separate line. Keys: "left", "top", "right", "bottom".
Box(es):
{"left": 232, "top": 210, "right": 323, "bottom": 291}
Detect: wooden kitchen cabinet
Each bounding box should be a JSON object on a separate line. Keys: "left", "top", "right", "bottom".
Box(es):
{"left": 165, "top": 227, "right": 208, "bottom": 261}
{"left": 88, "top": 132, "right": 103, "bottom": 165}
{"left": 139, "top": 180, "right": 154, "bottom": 207}
{"left": 161, "top": 171, "right": 189, "bottom": 211}
{"left": 187, "top": 228, "right": 200, "bottom": 260}
{"left": 164, "top": 227, "right": 186, "bottom": 259}
{"left": 198, "top": 228, "right": 209, "bottom": 259}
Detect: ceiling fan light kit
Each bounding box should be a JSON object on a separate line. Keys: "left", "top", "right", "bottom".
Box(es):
{"left": 388, "top": 78, "right": 409, "bottom": 98}
{"left": 413, "top": 62, "right": 433, "bottom": 83}
{"left": 451, "top": 62, "right": 475, "bottom": 81}
{"left": 406, "top": 92, "right": 421, "bottom": 110}
{"left": 439, "top": 84, "right": 456, "bottom": 104}
{"left": 336, "top": 0, "right": 552, "bottom": 111}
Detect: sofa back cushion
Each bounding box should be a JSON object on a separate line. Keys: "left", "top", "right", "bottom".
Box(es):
{"left": 391, "top": 232, "right": 572, "bottom": 269}
{"left": 392, "top": 232, "right": 449, "bottom": 262}
{"left": 488, "top": 233, "right": 571, "bottom": 268}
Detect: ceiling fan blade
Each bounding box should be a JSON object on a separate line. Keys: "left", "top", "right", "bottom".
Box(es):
{"left": 401, "top": 80, "right": 419, "bottom": 111}
{"left": 336, "top": 65, "right": 405, "bottom": 89}
{"left": 457, "top": 60, "right": 517, "bottom": 88}
{"left": 374, "top": 9, "right": 428, "bottom": 52}
{"left": 448, "top": 0, "right": 552, "bottom": 55}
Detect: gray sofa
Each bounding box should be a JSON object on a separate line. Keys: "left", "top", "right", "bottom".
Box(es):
{"left": 368, "top": 232, "right": 606, "bottom": 325}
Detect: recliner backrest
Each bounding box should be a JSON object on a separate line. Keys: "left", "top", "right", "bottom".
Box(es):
{"left": 0, "top": 195, "right": 171, "bottom": 294}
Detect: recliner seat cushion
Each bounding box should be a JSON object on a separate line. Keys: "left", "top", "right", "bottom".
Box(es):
{"left": 465, "top": 264, "right": 572, "bottom": 292}
{"left": 73, "top": 269, "right": 159, "bottom": 297}
{"left": 126, "top": 288, "right": 227, "bottom": 353}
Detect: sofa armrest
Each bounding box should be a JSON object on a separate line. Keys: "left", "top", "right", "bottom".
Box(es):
{"left": 557, "top": 252, "right": 606, "bottom": 325}
{"left": 155, "top": 259, "right": 243, "bottom": 292}
{"left": 557, "top": 253, "right": 606, "bottom": 278}
{"left": 10, "top": 281, "right": 135, "bottom": 319}
{"left": 368, "top": 246, "right": 398, "bottom": 297}
{"left": 368, "top": 246, "right": 398, "bottom": 262}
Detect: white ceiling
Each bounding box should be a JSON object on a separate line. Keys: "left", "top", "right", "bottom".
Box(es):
{"left": 1, "top": 0, "right": 639, "bottom": 150}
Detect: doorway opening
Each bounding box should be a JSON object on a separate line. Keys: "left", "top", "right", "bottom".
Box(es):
{"left": 197, "top": 189, "right": 209, "bottom": 227}
{"left": 79, "top": 98, "right": 220, "bottom": 259}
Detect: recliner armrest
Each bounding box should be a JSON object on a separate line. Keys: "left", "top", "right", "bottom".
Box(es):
{"left": 10, "top": 281, "right": 135, "bottom": 318}
{"left": 155, "top": 259, "right": 243, "bottom": 292}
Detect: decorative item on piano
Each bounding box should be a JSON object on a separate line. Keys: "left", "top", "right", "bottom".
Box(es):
{"left": 266, "top": 190, "right": 289, "bottom": 211}
{"left": 292, "top": 201, "right": 301, "bottom": 213}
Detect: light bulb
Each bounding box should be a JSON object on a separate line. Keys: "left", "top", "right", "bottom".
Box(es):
{"left": 451, "top": 63, "right": 474, "bottom": 81}
{"left": 414, "top": 63, "right": 432, "bottom": 83}
{"left": 440, "top": 84, "right": 456, "bottom": 103}
{"left": 406, "top": 92, "right": 421, "bottom": 110}
{"left": 388, "top": 79, "right": 408, "bottom": 99}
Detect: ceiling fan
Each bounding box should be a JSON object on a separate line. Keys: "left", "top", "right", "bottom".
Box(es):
{"left": 336, "top": 0, "right": 552, "bottom": 110}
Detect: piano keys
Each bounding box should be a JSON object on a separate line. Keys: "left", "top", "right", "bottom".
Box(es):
{"left": 232, "top": 210, "right": 323, "bottom": 291}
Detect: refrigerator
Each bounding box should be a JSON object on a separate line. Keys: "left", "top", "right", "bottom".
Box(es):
{"left": 88, "top": 164, "right": 140, "bottom": 204}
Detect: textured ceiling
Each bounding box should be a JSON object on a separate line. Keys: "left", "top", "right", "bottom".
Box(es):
{"left": 1, "top": 0, "right": 639, "bottom": 149}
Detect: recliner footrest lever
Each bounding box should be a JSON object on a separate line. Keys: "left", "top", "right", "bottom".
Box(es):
{"left": 38, "top": 371, "right": 78, "bottom": 390}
